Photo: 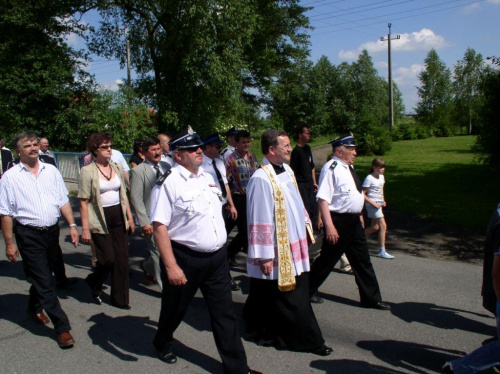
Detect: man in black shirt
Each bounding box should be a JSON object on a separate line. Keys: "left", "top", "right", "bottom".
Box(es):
{"left": 290, "top": 124, "right": 318, "bottom": 224}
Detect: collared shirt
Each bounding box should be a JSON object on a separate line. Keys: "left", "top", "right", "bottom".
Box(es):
{"left": 111, "top": 149, "right": 130, "bottom": 172}
{"left": 161, "top": 152, "right": 174, "bottom": 166}
{"left": 220, "top": 145, "right": 235, "bottom": 162}
{"left": 0, "top": 162, "right": 69, "bottom": 226}
{"left": 202, "top": 154, "right": 228, "bottom": 204}
{"left": 151, "top": 164, "right": 227, "bottom": 252}
{"left": 143, "top": 159, "right": 166, "bottom": 175}
{"left": 316, "top": 157, "right": 364, "bottom": 214}
{"left": 225, "top": 149, "right": 258, "bottom": 194}
{"left": 39, "top": 149, "right": 55, "bottom": 159}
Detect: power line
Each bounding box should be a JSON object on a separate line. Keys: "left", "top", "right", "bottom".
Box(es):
{"left": 310, "top": 0, "right": 484, "bottom": 35}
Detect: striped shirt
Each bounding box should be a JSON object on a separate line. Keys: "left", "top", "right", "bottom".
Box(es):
{"left": 0, "top": 162, "right": 69, "bottom": 227}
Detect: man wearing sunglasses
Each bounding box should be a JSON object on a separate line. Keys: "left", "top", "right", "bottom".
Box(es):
{"left": 151, "top": 126, "right": 261, "bottom": 374}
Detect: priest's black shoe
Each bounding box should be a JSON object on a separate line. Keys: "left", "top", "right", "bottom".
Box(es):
{"left": 310, "top": 295, "right": 324, "bottom": 304}
{"left": 248, "top": 369, "right": 263, "bottom": 374}
{"left": 361, "top": 301, "right": 391, "bottom": 310}
{"left": 311, "top": 344, "right": 333, "bottom": 356}
{"left": 230, "top": 279, "right": 241, "bottom": 291}
{"left": 157, "top": 349, "right": 177, "bottom": 364}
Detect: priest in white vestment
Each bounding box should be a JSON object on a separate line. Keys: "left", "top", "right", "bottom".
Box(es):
{"left": 243, "top": 129, "right": 332, "bottom": 356}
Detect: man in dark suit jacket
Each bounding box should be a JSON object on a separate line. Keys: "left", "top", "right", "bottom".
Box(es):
{"left": 130, "top": 137, "right": 171, "bottom": 289}
{"left": 1, "top": 148, "right": 14, "bottom": 177}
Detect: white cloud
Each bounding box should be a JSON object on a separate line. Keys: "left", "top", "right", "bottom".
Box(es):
{"left": 338, "top": 28, "right": 447, "bottom": 60}
{"left": 487, "top": 0, "right": 500, "bottom": 3}
{"left": 463, "top": 3, "right": 481, "bottom": 12}
{"left": 393, "top": 64, "right": 424, "bottom": 86}
{"left": 374, "top": 61, "right": 388, "bottom": 69}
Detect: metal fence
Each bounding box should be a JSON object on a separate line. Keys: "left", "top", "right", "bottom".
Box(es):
{"left": 54, "top": 152, "right": 131, "bottom": 183}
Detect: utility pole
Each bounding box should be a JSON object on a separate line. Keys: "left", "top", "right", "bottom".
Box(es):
{"left": 126, "top": 39, "right": 131, "bottom": 87}
{"left": 380, "top": 23, "right": 400, "bottom": 129}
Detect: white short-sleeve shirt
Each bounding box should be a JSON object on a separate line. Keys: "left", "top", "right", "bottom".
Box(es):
{"left": 316, "top": 157, "right": 364, "bottom": 213}
{"left": 151, "top": 164, "right": 227, "bottom": 252}
{"left": 362, "top": 174, "right": 385, "bottom": 202}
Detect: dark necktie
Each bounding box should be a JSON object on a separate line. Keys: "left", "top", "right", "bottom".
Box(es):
{"left": 349, "top": 165, "right": 362, "bottom": 193}
{"left": 153, "top": 164, "right": 161, "bottom": 178}
{"left": 212, "top": 160, "right": 227, "bottom": 198}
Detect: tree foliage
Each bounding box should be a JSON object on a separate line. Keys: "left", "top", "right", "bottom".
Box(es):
{"left": 270, "top": 51, "right": 404, "bottom": 155}
{"left": 87, "top": 0, "right": 311, "bottom": 134}
{"left": 0, "top": 0, "right": 95, "bottom": 150}
{"left": 473, "top": 66, "right": 500, "bottom": 168}
{"left": 452, "top": 48, "right": 487, "bottom": 135}
{"left": 415, "top": 49, "right": 452, "bottom": 137}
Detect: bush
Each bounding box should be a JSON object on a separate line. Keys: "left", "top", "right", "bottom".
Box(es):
{"left": 358, "top": 126, "right": 392, "bottom": 155}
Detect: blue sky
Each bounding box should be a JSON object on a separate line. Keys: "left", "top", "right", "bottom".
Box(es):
{"left": 75, "top": 0, "right": 500, "bottom": 114}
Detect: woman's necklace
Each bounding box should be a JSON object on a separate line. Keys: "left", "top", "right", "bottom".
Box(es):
{"left": 95, "top": 161, "right": 112, "bottom": 181}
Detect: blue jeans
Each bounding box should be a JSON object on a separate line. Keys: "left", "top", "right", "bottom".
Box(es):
{"left": 451, "top": 301, "right": 500, "bottom": 373}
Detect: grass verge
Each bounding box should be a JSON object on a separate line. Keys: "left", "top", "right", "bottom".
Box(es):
{"left": 353, "top": 136, "right": 496, "bottom": 232}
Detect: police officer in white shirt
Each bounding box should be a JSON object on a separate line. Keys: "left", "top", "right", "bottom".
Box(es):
{"left": 308, "top": 134, "right": 390, "bottom": 310}
{"left": 202, "top": 133, "right": 240, "bottom": 291}
{"left": 220, "top": 127, "right": 238, "bottom": 162}
{"left": 151, "top": 126, "right": 260, "bottom": 374}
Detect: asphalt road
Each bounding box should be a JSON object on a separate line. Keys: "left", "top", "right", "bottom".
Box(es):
{"left": 0, "top": 195, "right": 494, "bottom": 374}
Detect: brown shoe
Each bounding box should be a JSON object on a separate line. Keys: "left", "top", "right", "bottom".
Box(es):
{"left": 28, "top": 310, "right": 50, "bottom": 325}
{"left": 57, "top": 332, "right": 75, "bottom": 348}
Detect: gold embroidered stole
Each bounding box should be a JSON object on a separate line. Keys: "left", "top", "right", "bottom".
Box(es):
{"left": 261, "top": 164, "right": 296, "bottom": 291}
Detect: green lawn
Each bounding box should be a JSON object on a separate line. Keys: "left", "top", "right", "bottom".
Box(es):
{"left": 353, "top": 136, "right": 497, "bottom": 232}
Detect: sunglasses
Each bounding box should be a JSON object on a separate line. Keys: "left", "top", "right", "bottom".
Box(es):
{"left": 181, "top": 146, "right": 202, "bottom": 153}
{"left": 98, "top": 144, "right": 112, "bottom": 150}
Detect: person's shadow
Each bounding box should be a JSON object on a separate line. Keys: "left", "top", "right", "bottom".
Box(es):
{"left": 357, "top": 339, "right": 465, "bottom": 373}
{"left": 87, "top": 312, "right": 222, "bottom": 372}
{"left": 391, "top": 301, "right": 496, "bottom": 336}
{"left": 0, "top": 293, "right": 55, "bottom": 340}
{"left": 310, "top": 358, "right": 408, "bottom": 373}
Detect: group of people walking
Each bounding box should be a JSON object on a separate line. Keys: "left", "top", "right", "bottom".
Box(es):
{"left": 12, "top": 126, "right": 493, "bottom": 374}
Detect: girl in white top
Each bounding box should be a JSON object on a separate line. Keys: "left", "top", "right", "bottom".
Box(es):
{"left": 362, "top": 158, "right": 394, "bottom": 259}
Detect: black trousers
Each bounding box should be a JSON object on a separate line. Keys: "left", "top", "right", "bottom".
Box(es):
{"left": 227, "top": 194, "right": 248, "bottom": 258}
{"left": 297, "top": 181, "right": 317, "bottom": 223}
{"left": 309, "top": 213, "right": 382, "bottom": 305}
{"left": 53, "top": 244, "right": 68, "bottom": 285}
{"left": 15, "top": 223, "right": 71, "bottom": 334}
{"left": 153, "top": 242, "right": 248, "bottom": 374}
{"left": 243, "top": 273, "right": 325, "bottom": 352}
{"left": 87, "top": 204, "right": 129, "bottom": 306}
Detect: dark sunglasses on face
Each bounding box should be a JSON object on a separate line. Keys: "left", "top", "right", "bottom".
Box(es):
{"left": 98, "top": 144, "right": 112, "bottom": 150}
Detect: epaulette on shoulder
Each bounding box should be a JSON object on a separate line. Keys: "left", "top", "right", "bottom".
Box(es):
{"left": 329, "top": 160, "right": 337, "bottom": 170}
{"left": 156, "top": 169, "right": 172, "bottom": 186}
{"left": 221, "top": 148, "right": 228, "bottom": 156}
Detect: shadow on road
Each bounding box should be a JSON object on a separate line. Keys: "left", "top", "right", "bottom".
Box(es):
{"left": 390, "top": 301, "right": 496, "bottom": 336}
{"left": 357, "top": 339, "right": 465, "bottom": 374}
{"left": 310, "top": 358, "right": 407, "bottom": 373}
{"left": 86, "top": 312, "right": 227, "bottom": 371}
{"left": 0, "top": 293, "right": 55, "bottom": 340}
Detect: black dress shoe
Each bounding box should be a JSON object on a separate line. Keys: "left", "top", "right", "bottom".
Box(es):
{"left": 157, "top": 349, "right": 177, "bottom": 364}
{"left": 361, "top": 301, "right": 391, "bottom": 310}
{"left": 111, "top": 302, "right": 131, "bottom": 310}
{"left": 248, "top": 369, "right": 263, "bottom": 374}
{"left": 311, "top": 344, "right": 334, "bottom": 356}
{"left": 310, "top": 295, "right": 324, "bottom": 304}
{"left": 230, "top": 279, "right": 241, "bottom": 291}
